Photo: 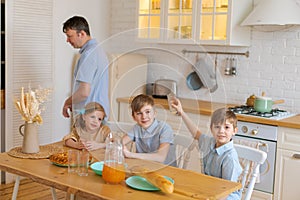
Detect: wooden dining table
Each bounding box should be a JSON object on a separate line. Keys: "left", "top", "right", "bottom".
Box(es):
{"left": 0, "top": 142, "right": 241, "bottom": 200}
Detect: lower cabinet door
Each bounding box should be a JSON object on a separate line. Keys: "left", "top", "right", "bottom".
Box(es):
{"left": 274, "top": 148, "right": 300, "bottom": 200}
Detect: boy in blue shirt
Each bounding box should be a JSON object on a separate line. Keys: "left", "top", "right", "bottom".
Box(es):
{"left": 171, "top": 98, "right": 242, "bottom": 199}
{"left": 122, "top": 94, "right": 176, "bottom": 166}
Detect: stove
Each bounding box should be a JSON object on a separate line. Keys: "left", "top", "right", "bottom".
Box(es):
{"left": 234, "top": 121, "right": 277, "bottom": 195}
{"left": 228, "top": 106, "right": 296, "bottom": 120}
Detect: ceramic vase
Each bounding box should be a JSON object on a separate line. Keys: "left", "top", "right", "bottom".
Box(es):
{"left": 19, "top": 122, "right": 40, "bottom": 153}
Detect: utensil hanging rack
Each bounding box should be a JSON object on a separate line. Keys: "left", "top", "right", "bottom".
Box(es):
{"left": 182, "top": 49, "right": 249, "bottom": 58}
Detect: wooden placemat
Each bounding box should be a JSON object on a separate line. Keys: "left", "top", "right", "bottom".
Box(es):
{"left": 7, "top": 144, "right": 65, "bottom": 159}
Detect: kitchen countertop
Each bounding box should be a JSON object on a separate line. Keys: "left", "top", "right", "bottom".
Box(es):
{"left": 117, "top": 97, "right": 300, "bottom": 129}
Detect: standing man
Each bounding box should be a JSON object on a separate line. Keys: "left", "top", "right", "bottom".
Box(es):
{"left": 62, "top": 16, "right": 109, "bottom": 119}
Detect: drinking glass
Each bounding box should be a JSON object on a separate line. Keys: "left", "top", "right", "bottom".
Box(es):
{"left": 77, "top": 150, "right": 89, "bottom": 176}
{"left": 167, "top": 92, "right": 177, "bottom": 114}
{"left": 68, "top": 150, "right": 79, "bottom": 173}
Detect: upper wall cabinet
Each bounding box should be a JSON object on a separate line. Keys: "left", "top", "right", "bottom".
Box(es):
{"left": 137, "top": 0, "right": 252, "bottom": 46}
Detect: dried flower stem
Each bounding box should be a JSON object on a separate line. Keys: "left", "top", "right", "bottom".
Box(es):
{"left": 14, "top": 85, "right": 52, "bottom": 124}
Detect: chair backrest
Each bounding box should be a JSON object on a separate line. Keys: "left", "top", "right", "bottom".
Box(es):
{"left": 234, "top": 144, "right": 267, "bottom": 200}
{"left": 173, "top": 134, "right": 198, "bottom": 169}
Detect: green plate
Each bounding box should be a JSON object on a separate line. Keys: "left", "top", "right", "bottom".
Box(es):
{"left": 125, "top": 176, "right": 174, "bottom": 191}
{"left": 50, "top": 161, "right": 68, "bottom": 167}
{"left": 50, "top": 159, "right": 93, "bottom": 168}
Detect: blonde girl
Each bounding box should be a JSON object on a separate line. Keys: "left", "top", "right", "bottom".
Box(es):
{"left": 63, "top": 102, "right": 110, "bottom": 151}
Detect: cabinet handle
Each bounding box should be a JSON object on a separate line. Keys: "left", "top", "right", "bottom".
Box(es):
{"left": 292, "top": 154, "right": 300, "bottom": 159}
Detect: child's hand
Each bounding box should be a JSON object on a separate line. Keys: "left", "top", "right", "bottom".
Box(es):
{"left": 77, "top": 140, "right": 86, "bottom": 150}
{"left": 123, "top": 145, "right": 132, "bottom": 158}
{"left": 84, "top": 141, "right": 98, "bottom": 151}
{"left": 171, "top": 97, "right": 183, "bottom": 116}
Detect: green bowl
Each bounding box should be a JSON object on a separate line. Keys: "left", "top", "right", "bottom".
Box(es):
{"left": 90, "top": 161, "right": 104, "bottom": 176}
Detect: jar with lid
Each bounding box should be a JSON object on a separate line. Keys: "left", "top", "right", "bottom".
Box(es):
{"left": 102, "top": 133, "right": 126, "bottom": 184}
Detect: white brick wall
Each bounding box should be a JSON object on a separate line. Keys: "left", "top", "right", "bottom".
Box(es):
{"left": 110, "top": 0, "right": 300, "bottom": 113}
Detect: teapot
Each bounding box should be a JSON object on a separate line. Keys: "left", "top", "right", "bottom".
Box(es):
{"left": 102, "top": 133, "right": 126, "bottom": 184}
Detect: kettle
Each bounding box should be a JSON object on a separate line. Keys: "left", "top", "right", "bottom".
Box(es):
{"left": 246, "top": 94, "right": 256, "bottom": 107}
{"left": 102, "top": 133, "right": 126, "bottom": 184}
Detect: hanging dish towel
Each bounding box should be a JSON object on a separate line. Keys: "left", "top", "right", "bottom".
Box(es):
{"left": 193, "top": 57, "right": 217, "bottom": 92}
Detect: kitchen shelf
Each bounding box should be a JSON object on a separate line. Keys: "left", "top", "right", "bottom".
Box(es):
{"left": 182, "top": 49, "right": 250, "bottom": 57}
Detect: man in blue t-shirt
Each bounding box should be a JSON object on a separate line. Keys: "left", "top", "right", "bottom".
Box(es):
{"left": 62, "top": 16, "right": 109, "bottom": 119}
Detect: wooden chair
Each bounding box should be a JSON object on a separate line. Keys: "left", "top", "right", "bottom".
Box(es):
{"left": 234, "top": 144, "right": 267, "bottom": 200}
{"left": 173, "top": 134, "right": 198, "bottom": 169}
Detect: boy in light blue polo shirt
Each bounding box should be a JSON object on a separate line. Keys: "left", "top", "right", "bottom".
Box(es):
{"left": 171, "top": 98, "right": 242, "bottom": 200}
{"left": 122, "top": 94, "right": 176, "bottom": 166}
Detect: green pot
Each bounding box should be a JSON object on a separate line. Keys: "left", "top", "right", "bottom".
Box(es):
{"left": 254, "top": 98, "right": 273, "bottom": 113}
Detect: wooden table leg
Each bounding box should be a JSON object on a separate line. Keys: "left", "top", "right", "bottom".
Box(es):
{"left": 66, "top": 192, "right": 75, "bottom": 200}
{"left": 66, "top": 188, "right": 77, "bottom": 200}
{"left": 11, "top": 176, "right": 20, "bottom": 200}
{"left": 50, "top": 187, "right": 57, "bottom": 200}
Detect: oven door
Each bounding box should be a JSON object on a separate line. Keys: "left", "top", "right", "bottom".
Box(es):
{"left": 233, "top": 135, "right": 276, "bottom": 194}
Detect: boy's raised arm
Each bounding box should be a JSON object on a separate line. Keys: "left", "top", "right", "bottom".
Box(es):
{"left": 171, "top": 98, "right": 202, "bottom": 140}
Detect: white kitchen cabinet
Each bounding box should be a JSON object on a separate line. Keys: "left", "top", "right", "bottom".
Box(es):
{"left": 137, "top": 0, "right": 162, "bottom": 40}
{"left": 274, "top": 127, "right": 300, "bottom": 200}
{"left": 137, "top": 0, "right": 252, "bottom": 46}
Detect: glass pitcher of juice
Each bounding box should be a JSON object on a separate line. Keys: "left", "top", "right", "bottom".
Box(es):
{"left": 102, "top": 133, "right": 126, "bottom": 184}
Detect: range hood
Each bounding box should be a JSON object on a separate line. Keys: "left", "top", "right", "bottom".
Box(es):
{"left": 241, "top": 0, "right": 300, "bottom": 26}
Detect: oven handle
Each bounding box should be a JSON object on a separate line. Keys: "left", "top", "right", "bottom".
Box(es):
{"left": 258, "top": 141, "right": 269, "bottom": 152}
{"left": 293, "top": 154, "right": 300, "bottom": 159}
